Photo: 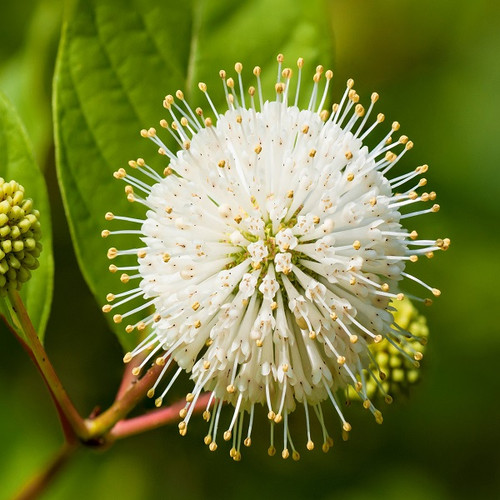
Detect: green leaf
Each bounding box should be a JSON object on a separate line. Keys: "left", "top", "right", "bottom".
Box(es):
{"left": 54, "top": 0, "right": 334, "bottom": 351}
{"left": 0, "top": 91, "right": 54, "bottom": 342}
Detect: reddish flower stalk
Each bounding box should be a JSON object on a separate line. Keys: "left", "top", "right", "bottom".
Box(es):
{"left": 111, "top": 392, "right": 212, "bottom": 440}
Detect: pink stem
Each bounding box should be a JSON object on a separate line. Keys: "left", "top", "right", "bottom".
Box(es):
{"left": 85, "top": 361, "right": 164, "bottom": 437}
{"left": 110, "top": 392, "right": 212, "bottom": 440}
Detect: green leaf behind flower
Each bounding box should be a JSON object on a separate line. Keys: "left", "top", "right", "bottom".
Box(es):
{"left": 0, "top": 91, "right": 54, "bottom": 342}
{"left": 54, "top": 0, "right": 334, "bottom": 351}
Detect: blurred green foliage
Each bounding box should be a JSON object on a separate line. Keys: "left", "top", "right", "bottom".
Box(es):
{"left": 0, "top": 0, "right": 499, "bottom": 499}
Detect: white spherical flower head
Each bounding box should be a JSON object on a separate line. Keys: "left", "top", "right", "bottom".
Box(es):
{"left": 103, "top": 55, "right": 449, "bottom": 459}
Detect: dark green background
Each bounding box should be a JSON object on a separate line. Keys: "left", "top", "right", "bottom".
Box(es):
{"left": 1, "top": 0, "right": 499, "bottom": 498}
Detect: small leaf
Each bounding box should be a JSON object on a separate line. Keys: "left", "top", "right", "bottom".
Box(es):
{"left": 0, "top": 91, "right": 54, "bottom": 342}
{"left": 54, "top": 0, "right": 334, "bottom": 350}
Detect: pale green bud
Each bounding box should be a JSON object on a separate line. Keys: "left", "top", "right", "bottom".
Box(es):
{"left": 347, "top": 298, "right": 429, "bottom": 404}
{"left": 370, "top": 298, "right": 429, "bottom": 399}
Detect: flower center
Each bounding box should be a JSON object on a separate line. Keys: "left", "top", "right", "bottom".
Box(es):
{"left": 225, "top": 207, "right": 307, "bottom": 276}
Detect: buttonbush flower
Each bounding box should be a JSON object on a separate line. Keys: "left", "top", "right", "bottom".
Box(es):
{"left": 0, "top": 178, "right": 42, "bottom": 295}
{"left": 103, "top": 55, "right": 449, "bottom": 460}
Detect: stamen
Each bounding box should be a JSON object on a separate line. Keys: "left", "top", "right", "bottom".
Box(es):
{"left": 155, "top": 366, "right": 183, "bottom": 407}
{"left": 303, "top": 400, "right": 314, "bottom": 450}
{"left": 253, "top": 66, "right": 263, "bottom": 110}
{"left": 147, "top": 356, "right": 174, "bottom": 398}
{"left": 294, "top": 57, "right": 304, "bottom": 107}
{"left": 244, "top": 404, "right": 255, "bottom": 447}
{"left": 198, "top": 82, "right": 220, "bottom": 118}
{"left": 317, "top": 69, "right": 333, "bottom": 113}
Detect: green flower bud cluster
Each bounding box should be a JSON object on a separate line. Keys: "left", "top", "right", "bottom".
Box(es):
{"left": 347, "top": 299, "right": 429, "bottom": 404}
{"left": 367, "top": 299, "right": 429, "bottom": 400}
{"left": 0, "top": 178, "right": 42, "bottom": 295}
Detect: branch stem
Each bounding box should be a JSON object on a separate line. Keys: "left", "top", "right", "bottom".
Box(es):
{"left": 111, "top": 392, "right": 211, "bottom": 440}
{"left": 7, "top": 290, "right": 89, "bottom": 440}
{"left": 12, "top": 442, "right": 78, "bottom": 500}
{"left": 85, "top": 362, "right": 164, "bottom": 438}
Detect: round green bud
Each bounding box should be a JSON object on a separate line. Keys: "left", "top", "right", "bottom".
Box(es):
{"left": 369, "top": 298, "right": 429, "bottom": 399}
{"left": 0, "top": 178, "right": 42, "bottom": 295}
{"left": 347, "top": 298, "right": 429, "bottom": 403}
